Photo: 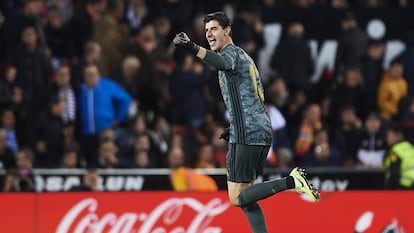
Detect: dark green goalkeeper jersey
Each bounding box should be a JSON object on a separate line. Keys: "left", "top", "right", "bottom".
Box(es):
{"left": 204, "top": 44, "right": 272, "bottom": 145}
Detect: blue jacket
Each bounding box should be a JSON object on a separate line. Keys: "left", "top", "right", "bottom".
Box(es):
{"left": 79, "top": 78, "right": 131, "bottom": 135}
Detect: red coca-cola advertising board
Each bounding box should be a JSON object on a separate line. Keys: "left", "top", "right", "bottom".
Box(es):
{"left": 1, "top": 191, "right": 413, "bottom": 233}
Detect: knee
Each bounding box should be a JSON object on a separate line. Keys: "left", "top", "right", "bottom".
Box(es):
{"left": 228, "top": 192, "right": 241, "bottom": 207}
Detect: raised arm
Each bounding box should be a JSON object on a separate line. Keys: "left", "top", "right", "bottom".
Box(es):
{"left": 173, "top": 32, "right": 232, "bottom": 71}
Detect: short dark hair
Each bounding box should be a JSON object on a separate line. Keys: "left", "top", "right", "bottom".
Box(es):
{"left": 203, "top": 12, "right": 231, "bottom": 29}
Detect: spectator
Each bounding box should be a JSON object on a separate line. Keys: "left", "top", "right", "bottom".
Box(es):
{"left": 398, "top": 97, "right": 414, "bottom": 144}
{"left": 124, "top": 0, "right": 148, "bottom": 33}
{"left": 400, "top": 31, "right": 414, "bottom": 96}
{"left": 210, "top": 124, "right": 228, "bottom": 168}
{"left": 170, "top": 53, "right": 211, "bottom": 132}
{"left": 293, "top": 103, "right": 323, "bottom": 158}
{"left": 50, "top": 64, "right": 76, "bottom": 125}
{"left": 72, "top": 40, "right": 101, "bottom": 86}
{"left": 0, "top": 108, "right": 18, "bottom": 153}
{"left": 283, "top": 90, "right": 308, "bottom": 142}
{"left": 0, "top": 130, "right": 16, "bottom": 170}
{"left": 377, "top": 57, "right": 408, "bottom": 121}
{"left": 384, "top": 126, "right": 414, "bottom": 189}
{"left": 58, "top": 147, "right": 80, "bottom": 169}
{"left": 78, "top": 63, "right": 131, "bottom": 168}
{"left": 93, "top": 0, "right": 127, "bottom": 76}
{"left": 195, "top": 144, "right": 217, "bottom": 168}
{"left": 266, "top": 77, "right": 290, "bottom": 110}
{"left": 69, "top": 169, "right": 99, "bottom": 191}
{"left": 232, "top": 5, "right": 265, "bottom": 61}
{"left": 361, "top": 40, "right": 385, "bottom": 113}
{"left": 270, "top": 22, "right": 314, "bottom": 93}
{"left": 111, "top": 55, "right": 141, "bottom": 101}
{"left": 9, "top": 26, "right": 50, "bottom": 118}
{"left": 3, "top": 148, "right": 36, "bottom": 192}
{"left": 0, "top": 66, "right": 16, "bottom": 109}
{"left": 331, "top": 106, "right": 363, "bottom": 167}
{"left": 97, "top": 139, "right": 120, "bottom": 169}
{"left": 266, "top": 104, "right": 292, "bottom": 168}
{"left": 168, "top": 145, "right": 218, "bottom": 192}
{"left": 133, "top": 133, "right": 162, "bottom": 168}
{"left": 334, "top": 12, "right": 369, "bottom": 81}
{"left": 329, "top": 67, "right": 367, "bottom": 126}
{"left": 68, "top": 0, "right": 106, "bottom": 58}
{"left": 356, "top": 112, "right": 387, "bottom": 168}
{"left": 0, "top": 0, "right": 45, "bottom": 60}
{"left": 300, "top": 128, "right": 342, "bottom": 167}
{"left": 44, "top": 4, "right": 71, "bottom": 60}
{"left": 126, "top": 22, "right": 163, "bottom": 114}
{"left": 33, "top": 97, "right": 65, "bottom": 168}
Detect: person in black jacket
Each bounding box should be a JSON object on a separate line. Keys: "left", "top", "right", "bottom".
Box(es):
{"left": 270, "top": 22, "right": 314, "bottom": 93}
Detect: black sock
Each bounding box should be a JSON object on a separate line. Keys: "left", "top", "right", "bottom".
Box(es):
{"left": 242, "top": 202, "right": 268, "bottom": 233}
{"left": 239, "top": 177, "right": 293, "bottom": 207}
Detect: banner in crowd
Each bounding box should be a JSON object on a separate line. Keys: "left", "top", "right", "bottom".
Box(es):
{"left": 2, "top": 191, "right": 413, "bottom": 233}
{"left": 27, "top": 168, "right": 385, "bottom": 192}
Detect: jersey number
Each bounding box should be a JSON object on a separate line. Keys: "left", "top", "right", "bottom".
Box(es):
{"left": 249, "top": 64, "right": 264, "bottom": 101}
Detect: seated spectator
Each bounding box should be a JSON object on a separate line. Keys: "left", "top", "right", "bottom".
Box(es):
{"left": 331, "top": 106, "right": 363, "bottom": 167}
{"left": 69, "top": 169, "right": 99, "bottom": 192}
{"left": 377, "top": 57, "right": 408, "bottom": 121}
{"left": 168, "top": 146, "right": 218, "bottom": 192}
{"left": 133, "top": 151, "right": 150, "bottom": 168}
{"left": 58, "top": 147, "right": 80, "bottom": 169}
{"left": 0, "top": 108, "right": 18, "bottom": 153}
{"left": 300, "top": 129, "right": 342, "bottom": 167}
{"left": 132, "top": 133, "right": 162, "bottom": 168}
{"left": 195, "top": 144, "right": 217, "bottom": 168}
{"left": 384, "top": 127, "right": 414, "bottom": 189}
{"left": 0, "top": 130, "right": 16, "bottom": 170}
{"left": 294, "top": 103, "right": 323, "bottom": 158}
{"left": 97, "top": 139, "right": 120, "bottom": 169}
{"left": 266, "top": 77, "right": 290, "bottom": 110}
{"left": 356, "top": 112, "right": 387, "bottom": 168}
{"left": 3, "top": 149, "right": 36, "bottom": 192}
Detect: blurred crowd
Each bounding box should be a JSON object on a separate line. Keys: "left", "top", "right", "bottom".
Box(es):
{"left": 0, "top": 0, "right": 414, "bottom": 190}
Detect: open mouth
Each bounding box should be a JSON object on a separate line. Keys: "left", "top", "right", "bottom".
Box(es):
{"left": 209, "top": 38, "right": 217, "bottom": 47}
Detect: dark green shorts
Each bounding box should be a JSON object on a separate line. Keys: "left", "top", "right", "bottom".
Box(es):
{"left": 226, "top": 143, "right": 270, "bottom": 183}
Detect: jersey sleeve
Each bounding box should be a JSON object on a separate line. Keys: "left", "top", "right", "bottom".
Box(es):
{"left": 204, "top": 47, "right": 237, "bottom": 71}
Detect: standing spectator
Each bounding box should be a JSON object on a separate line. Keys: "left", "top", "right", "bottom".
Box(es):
{"left": 33, "top": 97, "right": 65, "bottom": 168}
{"left": 356, "top": 112, "right": 387, "bottom": 168}
{"left": 300, "top": 129, "right": 342, "bottom": 167}
{"left": 124, "top": 0, "right": 148, "bottom": 33}
{"left": 9, "top": 26, "right": 50, "bottom": 118}
{"left": 72, "top": 41, "right": 101, "bottom": 87}
{"left": 78, "top": 63, "right": 131, "bottom": 168}
{"left": 68, "top": 0, "right": 106, "bottom": 58}
{"left": 111, "top": 55, "right": 141, "bottom": 101}
{"left": 0, "top": 66, "right": 16, "bottom": 109}
{"left": 93, "top": 0, "right": 127, "bottom": 76}
{"left": 384, "top": 126, "right": 414, "bottom": 189}
{"left": 334, "top": 12, "right": 369, "bottom": 81}
{"left": 377, "top": 57, "right": 408, "bottom": 121}
{"left": 232, "top": 6, "right": 265, "bottom": 61}
{"left": 0, "top": 130, "right": 16, "bottom": 170}
{"left": 50, "top": 64, "right": 76, "bottom": 125}
{"left": 400, "top": 31, "right": 414, "bottom": 96}
{"left": 361, "top": 40, "right": 385, "bottom": 113}
{"left": 331, "top": 106, "right": 363, "bottom": 167}
{"left": 329, "top": 67, "right": 367, "bottom": 126}
{"left": 270, "top": 22, "right": 314, "bottom": 93}
{"left": 0, "top": 0, "right": 46, "bottom": 60}
{"left": 44, "top": 4, "right": 71, "bottom": 60}
{"left": 0, "top": 109, "right": 18, "bottom": 153}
